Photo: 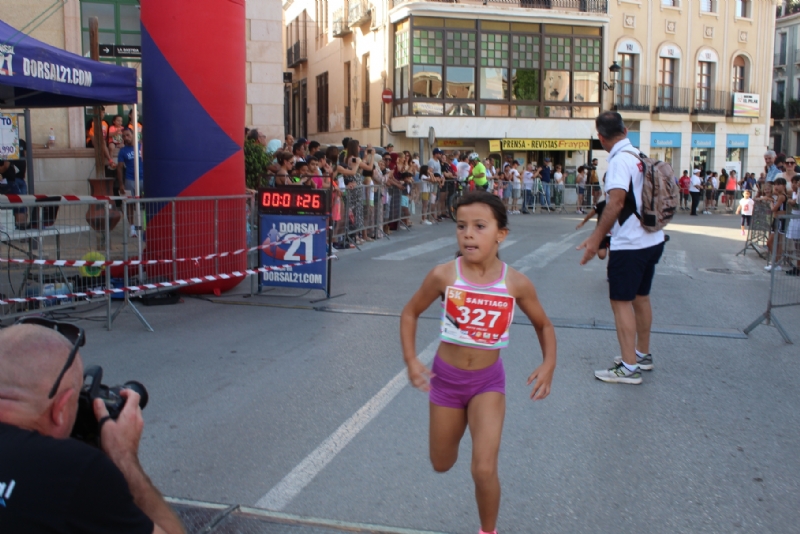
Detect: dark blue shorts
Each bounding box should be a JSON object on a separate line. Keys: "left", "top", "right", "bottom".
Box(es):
{"left": 608, "top": 242, "right": 664, "bottom": 301}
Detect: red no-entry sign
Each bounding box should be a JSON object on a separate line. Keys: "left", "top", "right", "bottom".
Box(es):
{"left": 381, "top": 89, "right": 393, "bottom": 104}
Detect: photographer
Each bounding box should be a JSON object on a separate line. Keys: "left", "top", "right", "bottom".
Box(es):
{"left": 0, "top": 321, "right": 184, "bottom": 534}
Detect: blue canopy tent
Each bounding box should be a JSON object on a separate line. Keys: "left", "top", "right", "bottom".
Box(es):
{"left": 0, "top": 18, "right": 138, "bottom": 193}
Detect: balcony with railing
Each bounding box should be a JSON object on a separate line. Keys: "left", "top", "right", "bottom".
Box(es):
{"left": 362, "top": 102, "right": 370, "bottom": 127}
{"left": 613, "top": 83, "right": 651, "bottom": 112}
{"left": 333, "top": 7, "right": 352, "bottom": 36}
{"left": 348, "top": 0, "right": 372, "bottom": 26}
{"left": 775, "top": 50, "right": 788, "bottom": 67}
{"left": 693, "top": 89, "right": 727, "bottom": 116}
{"left": 653, "top": 86, "right": 691, "bottom": 114}
{"left": 389, "top": 0, "right": 607, "bottom": 13}
{"left": 286, "top": 40, "right": 307, "bottom": 68}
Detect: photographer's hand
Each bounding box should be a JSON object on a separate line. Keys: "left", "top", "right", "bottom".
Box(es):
{"left": 94, "top": 392, "right": 186, "bottom": 534}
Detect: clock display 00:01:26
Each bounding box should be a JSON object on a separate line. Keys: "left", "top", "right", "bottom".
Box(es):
{"left": 261, "top": 191, "right": 322, "bottom": 210}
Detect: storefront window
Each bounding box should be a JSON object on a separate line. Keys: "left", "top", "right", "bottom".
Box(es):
{"left": 573, "top": 72, "right": 599, "bottom": 103}
{"left": 543, "top": 70, "right": 570, "bottom": 102}
{"left": 512, "top": 105, "right": 539, "bottom": 117}
{"left": 446, "top": 103, "right": 476, "bottom": 116}
{"left": 511, "top": 69, "right": 539, "bottom": 101}
{"left": 480, "top": 68, "right": 507, "bottom": 100}
{"left": 412, "top": 65, "right": 442, "bottom": 98}
{"left": 544, "top": 106, "right": 570, "bottom": 117}
{"left": 393, "top": 18, "right": 602, "bottom": 118}
{"left": 413, "top": 102, "right": 444, "bottom": 115}
{"left": 479, "top": 104, "right": 509, "bottom": 117}
{"left": 446, "top": 67, "right": 475, "bottom": 99}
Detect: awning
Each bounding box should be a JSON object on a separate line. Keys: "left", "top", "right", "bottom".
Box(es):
{"left": 0, "top": 19, "right": 137, "bottom": 108}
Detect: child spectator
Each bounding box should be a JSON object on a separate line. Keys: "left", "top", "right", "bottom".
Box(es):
{"left": 554, "top": 164, "right": 564, "bottom": 208}
{"left": 736, "top": 189, "right": 754, "bottom": 236}
{"left": 575, "top": 197, "right": 610, "bottom": 260}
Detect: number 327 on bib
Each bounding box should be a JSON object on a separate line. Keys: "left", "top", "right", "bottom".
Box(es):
{"left": 441, "top": 286, "right": 515, "bottom": 348}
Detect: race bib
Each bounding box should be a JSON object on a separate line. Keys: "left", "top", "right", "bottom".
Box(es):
{"left": 441, "top": 286, "right": 515, "bottom": 348}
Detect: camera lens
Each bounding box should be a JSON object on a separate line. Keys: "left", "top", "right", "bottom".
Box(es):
{"left": 123, "top": 381, "right": 149, "bottom": 409}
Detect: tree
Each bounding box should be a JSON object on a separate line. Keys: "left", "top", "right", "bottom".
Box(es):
{"left": 245, "top": 140, "right": 272, "bottom": 190}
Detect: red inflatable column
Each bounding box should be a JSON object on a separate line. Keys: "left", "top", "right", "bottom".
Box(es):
{"left": 140, "top": 0, "right": 246, "bottom": 294}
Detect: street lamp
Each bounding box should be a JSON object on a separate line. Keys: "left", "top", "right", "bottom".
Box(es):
{"left": 602, "top": 61, "right": 622, "bottom": 91}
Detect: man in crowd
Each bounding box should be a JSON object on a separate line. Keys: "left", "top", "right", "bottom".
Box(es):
{"left": 0, "top": 321, "right": 184, "bottom": 533}
{"left": 588, "top": 157, "right": 601, "bottom": 204}
{"left": 283, "top": 134, "right": 295, "bottom": 151}
{"left": 469, "top": 153, "right": 488, "bottom": 191}
{"left": 579, "top": 111, "right": 665, "bottom": 385}
{"left": 765, "top": 150, "right": 780, "bottom": 183}
{"left": 539, "top": 157, "right": 553, "bottom": 211}
{"left": 117, "top": 129, "right": 144, "bottom": 237}
{"left": 427, "top": 148, "right": 443, "bottom": 177}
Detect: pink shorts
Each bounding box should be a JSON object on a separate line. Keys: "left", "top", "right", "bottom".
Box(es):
{"left": 429, "top": 354, "right": 505, "bottom": 409}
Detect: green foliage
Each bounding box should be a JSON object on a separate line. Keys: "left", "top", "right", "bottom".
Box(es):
{"left": 513, "top": 69, "right": 539, "bottom": 101}
{"left": 772, "top": 100, "right": 786, "bottom": 120}
{"left": 788, "top": 99, "right": 800, "bottom": 119}
{"left": 245, "top": 139, "right": 271, "bottom": 190}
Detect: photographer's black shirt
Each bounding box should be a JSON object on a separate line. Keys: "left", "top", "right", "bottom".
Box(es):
{"left": 0, "top": 422, "right": 153, "bottom": 534}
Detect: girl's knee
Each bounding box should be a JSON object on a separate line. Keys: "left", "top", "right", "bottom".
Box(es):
{"left": 471, "top": 458, "right": 498, "bottom": 483}
{"left": 431, "top": 455, "right": 457, "bottom": 473}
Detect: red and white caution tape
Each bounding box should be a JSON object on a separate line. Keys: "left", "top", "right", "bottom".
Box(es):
{"left": 0, "top": 229, "right": 325, "bottom": 267}
{"left": 0, "top": 255, "right": 336, "bottom": 306}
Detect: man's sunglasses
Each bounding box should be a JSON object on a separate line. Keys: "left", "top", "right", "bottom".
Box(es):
{"left": 15, "top": 317, "right": 86, "bottom": 399}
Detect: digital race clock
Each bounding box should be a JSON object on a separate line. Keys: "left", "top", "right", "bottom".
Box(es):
{"left": 257, "top": 187, "right": 330, "bottom": 215}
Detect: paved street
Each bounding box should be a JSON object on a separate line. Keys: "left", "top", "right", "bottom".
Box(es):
{"left": 76, "top": 209, "right": 799, "bottom": 534}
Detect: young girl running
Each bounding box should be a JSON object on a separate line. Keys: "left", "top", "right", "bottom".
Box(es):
{"left": 400, "top": 192, "right": 557, "bottom": 534}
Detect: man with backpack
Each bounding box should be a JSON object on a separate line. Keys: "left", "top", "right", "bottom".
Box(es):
{"left": 578, "top": 111, "right": 672, "bottom": 385}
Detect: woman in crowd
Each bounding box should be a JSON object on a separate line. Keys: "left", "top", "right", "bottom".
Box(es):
{"left": 343, "top": 139, "right": 372, "bottom": 244}
{"left": 725, "top": 169, "right": 738, "bottom": 210}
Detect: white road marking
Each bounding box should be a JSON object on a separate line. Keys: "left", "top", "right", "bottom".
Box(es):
{"left": 255, "top": 338, "right": 440, "bottom": 511}
{"left": 656, "top": 249, "right": 688, "bottom": 276}
{"left": 510, "top": 231, "right": 586, "bottom": 274}
{"left": 374, "top": 237, "right": 457, "bottom": 261}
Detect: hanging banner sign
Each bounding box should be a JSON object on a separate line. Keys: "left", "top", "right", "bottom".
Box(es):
{"left": 491, "top": 139, "right": 590, "bottom": 151}
{"left": 259, "top": 214, "right": 328, "bottom": 291}
{"left": 0, "top": 113, "right": 20, "bottom": 159}
{"left": 732, "top": 93, "right": 760, "bottom": 118}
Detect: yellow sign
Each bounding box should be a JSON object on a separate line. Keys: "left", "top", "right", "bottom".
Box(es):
{"left": 438, "top": 139, "right": 467, "bottom": 148}
{"left": 491, "top": 138, "right": 590, "bottom": 151}
{"left": 0, "top": 113, "right": 20, "bottom": 160}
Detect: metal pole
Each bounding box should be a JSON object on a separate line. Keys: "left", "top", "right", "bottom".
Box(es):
{"left": 89, "top": 17, "right": 104, "bottom": 180}
{"left": 23, "top": 109, "right": 34, "bottom": 194}
{"left": 105, "top": 202, "right": 112, "bottom": 330}
{"left": 133, "top": 103, "right": 143, "bottom": 283}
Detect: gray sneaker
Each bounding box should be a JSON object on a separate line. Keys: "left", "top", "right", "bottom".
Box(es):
{"left": 613, "top": 353, "right": 653, "bottom": 371}
{"left": 595, "top": 363, "right": 642, "bottom": 385}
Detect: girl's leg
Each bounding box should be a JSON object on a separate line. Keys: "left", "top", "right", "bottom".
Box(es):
{"left": 429, "top": 403, "right": 468, "bottom": 472}
{"left": 467, "top": 392, "right": 505, "bottom": 534}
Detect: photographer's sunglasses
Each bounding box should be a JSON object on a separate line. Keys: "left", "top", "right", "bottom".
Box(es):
{"left": 15, "top": 317, "right": 86, "bottom": 399}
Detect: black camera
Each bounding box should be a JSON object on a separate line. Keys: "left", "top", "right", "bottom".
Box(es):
{"left": 71, "top": 365, "right": 148, "bottom": 446}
